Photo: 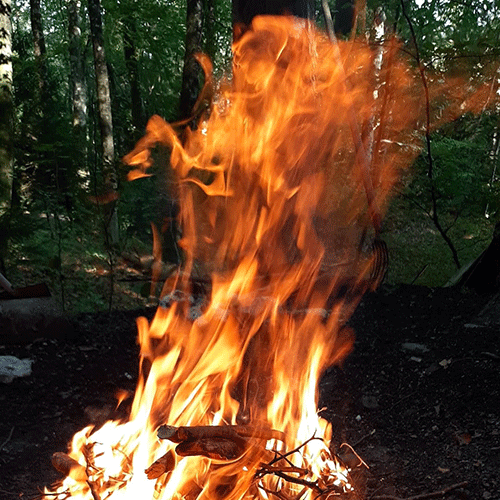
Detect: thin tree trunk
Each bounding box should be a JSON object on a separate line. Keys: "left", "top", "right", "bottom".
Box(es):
{"left": 0, "top": 0, "right": 13, "bottom": 216}
{"left": 30, "top": 0, "right": 48, "bottom": 118}
{"left": 123, "top": 15, "right": 145, "bottom": 141}
{"left": 87, "top": 0, "right": 119, "bottom": 245}
{"left": 68, "top": 0, "right": 87, "bottom": 133}
{"left": 67, "top": 0, "right": 88, "bottom": 195}
{"left": 204, "top": 0, "right": 216, "bottom": 61}
{"left": 179, "top": 0, "right": 204, "bottom": 120}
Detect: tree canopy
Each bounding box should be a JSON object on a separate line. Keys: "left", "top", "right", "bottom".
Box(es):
{"left": 0, "top": 0, "right": 498, "bottom": 310}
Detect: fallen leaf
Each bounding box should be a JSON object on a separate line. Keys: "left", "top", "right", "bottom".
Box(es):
{"left": 455, "top": 433, "right": 472, "bottom": 445}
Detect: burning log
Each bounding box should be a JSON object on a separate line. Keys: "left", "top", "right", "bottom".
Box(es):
{"left": 158, "top": 424, "right": 286, "bottom": 444}
{"left": 145, "top": 450, "right": 176, "bottom": 479}
{"left": 51, "top": 452, "right": 88, "bottom": 482}
{"left": 175, "top": 437, "right": 246, "bottom": 460}
{"left": 51, "top": 452, "right": 102, "bottom": 500}
{"left": 157, "top": 424, "right": 286, "bottom": 462}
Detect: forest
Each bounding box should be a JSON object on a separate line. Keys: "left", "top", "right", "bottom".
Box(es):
{"left": 1, "top": 2, "right": 500, "bottom": 499}
{"left": 0, "top": 0, "right": 499, "bottom": 313}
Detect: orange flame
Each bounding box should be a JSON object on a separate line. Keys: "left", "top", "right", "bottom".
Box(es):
{"left": 46, "top": 15, "right": 492, "bottom": 500}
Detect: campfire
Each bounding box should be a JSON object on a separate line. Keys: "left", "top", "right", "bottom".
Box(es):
{"left": 44, "top": 15, "right": 480, "bottom": 500}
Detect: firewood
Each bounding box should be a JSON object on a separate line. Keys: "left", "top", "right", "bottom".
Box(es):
{"left": 51, "top": 452, "right": 88, "bottom": 482}
{"left": 145, "top": 450, "right": 176, "bottom": 479}
{"left": 175, "top": 437, "right": 246, "bottom": 461}
{"left": 157, "top": 424, "right": 286, "bottom": 444}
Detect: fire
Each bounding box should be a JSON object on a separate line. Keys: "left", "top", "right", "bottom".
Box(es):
{"left": 46, "top": 16, "right": 427, "bottom": 500}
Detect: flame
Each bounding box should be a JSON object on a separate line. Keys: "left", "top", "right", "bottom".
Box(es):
{"left": 45, "top": 15, "right": 482, "bottom": 500}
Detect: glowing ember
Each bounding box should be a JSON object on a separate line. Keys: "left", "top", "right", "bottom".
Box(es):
{"left": 45, "top": 15, "right": 445, "bottom": 500}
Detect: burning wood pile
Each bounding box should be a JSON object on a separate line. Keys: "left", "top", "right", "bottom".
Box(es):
{"left": 44, "top": 14, "right": 490, "bottom": 500}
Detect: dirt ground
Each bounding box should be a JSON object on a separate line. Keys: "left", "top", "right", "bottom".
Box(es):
{"left": 0, "top": 284, "right": 499, "bottom": 500}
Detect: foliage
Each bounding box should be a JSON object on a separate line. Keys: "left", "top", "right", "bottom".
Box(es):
{"left": 407, "top": 123, "right": 495, "bottom": 217}
{"left": 2, "top": 0, "right": 500, "bottom": 310}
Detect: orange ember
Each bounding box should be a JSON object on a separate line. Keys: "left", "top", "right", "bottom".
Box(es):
{"left": 46, "top": 15, "right": 441, "bottom": 500}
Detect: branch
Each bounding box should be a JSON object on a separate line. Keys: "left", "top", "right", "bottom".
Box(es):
{"left": 400, "top": 0, "right": 461, "bottom": 269}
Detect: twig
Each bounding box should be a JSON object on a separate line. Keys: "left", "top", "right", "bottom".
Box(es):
{"left": 351, "top": 428, "right": 376, "bottom": 448}
{"left": 410, "top": 265, "right": 428, "bottom": 285}
{"left": 267, "top": 435, "right": 323, "bottom": 467}
{"left": 0, "top": 426, "right": 14, "bottom": 451}
{"left": 264, "top": 470, "right": 323, "bottom": 494}
{"left": 371, "top": 480, "right": 468, "bottom": 499}
{"left": 339, "top": 442, "right": 369, "bottom": 469}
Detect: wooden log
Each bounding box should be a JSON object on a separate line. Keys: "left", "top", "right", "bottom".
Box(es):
{"left": 175, "top": 437, "right": 246, "bottom": 461}
{"left": 157, "top": 424, "right": 285, "bottom": 444}
{"left": 145, "top": 450, "right": 176, "bottom": 479}
{"left": 51, "top": 452, "right": 88, "bottom": 482}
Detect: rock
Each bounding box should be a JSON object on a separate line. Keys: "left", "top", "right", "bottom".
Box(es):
{"left": 401, "top": 342, "right": 429, "bottom": 353}
{"left": 362, "top": 394, "right": 379, "bottom": 409}
{"left": 0, "top": 356, "right": 33, "bottom": 383}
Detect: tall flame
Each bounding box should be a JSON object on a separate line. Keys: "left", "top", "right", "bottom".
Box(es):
{"left": 45, "top": 15, "right": 455, "bottom": 500}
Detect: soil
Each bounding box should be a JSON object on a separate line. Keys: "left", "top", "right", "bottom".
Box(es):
{"left": 0, "top": 284, "right": 499, "bottom": 500}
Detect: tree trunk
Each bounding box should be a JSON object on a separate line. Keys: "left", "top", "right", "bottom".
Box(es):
{"left": 67, "top": 0, "right": 88, "bottom": 197}
{"left": 232, "top": 0, "right": 314, "bottom": 39}
{"left": 67, "top": 0, "right": 87, "bottom": 133}
{"left": 333, "top": 0, "right": 355, "bottom": 36}
{"left": 30, "top": 0, "right": 48, "bottom": 117}
{"left": 87, "top": 0, "right": 119, "bottom": 245}
{"left": 179, "top": 0, "right": 204, "bottom": 120}
{"left": 123, "top": 15, "right": 145, "bottom": 141}
{"left": 0, "top": 0, "right": 13, "bottom": 217}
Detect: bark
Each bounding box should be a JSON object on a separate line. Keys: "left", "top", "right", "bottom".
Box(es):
{"left": 67, "top": 0, "right": 88, "bottom": 195}
{"left": 123, "top": 15, "right": 145, "bottom": 139}
{"left": 204, "top": 0, "right": 216, "bottom": 61}
{"left": 179, "top": 0, "right": 204, "bottom": 120}
{"left": 67, "top": 0, "right": 87, "bottom": 133}
{"left": 0, "top": 0, "right": 13, "bottom": 216}
{"left": 30, "top": 0, "right": 48, "bottom": 116}
{"left": 87, "top": 0, "right": 119, "bottom": 244}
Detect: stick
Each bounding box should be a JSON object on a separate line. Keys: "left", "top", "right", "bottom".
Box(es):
{"left": 0, "top": 427, "right": 14, "bottom": 452}
{"left": 371, "top": 481, "right": 468, "bottom": 500}
{"left": 51, "top": 452, "right": 88, "bottom": 482}
{"left": 158, "top": 424, "right": 286, "bottom": 443}
{"left": 51, "top": 452, "right": 102, "bottom": 500}
{"left": 145, "top": 451, "right": 176, "bottom": 479}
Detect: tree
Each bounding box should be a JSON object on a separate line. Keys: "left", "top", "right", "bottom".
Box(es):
{"left": 87, "top": 0, "right": 119, "bottom": 245}
{"left": 123, "top": 13, "right": 145, "bottom": 140}
{"left": 66, "top": 0, "right": 89, "bottom": 210}
{"left": 67, "top": 0, "right": 87, "bottom": 139}
{"left": 179, "top": 0, "right": 204, "bottom": 120}
{"left": 0, "top": 0, "right": 13, "bottom": 219}
{"left": 29, "top": 0, "right": 47, "bottom": 117}
{"left": 232, "top": 0, "right": 314, "bottom": 31}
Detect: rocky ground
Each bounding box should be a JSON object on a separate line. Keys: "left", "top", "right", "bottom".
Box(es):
{"left": 0, "top": 284, "right": 498, "bottom": 500}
